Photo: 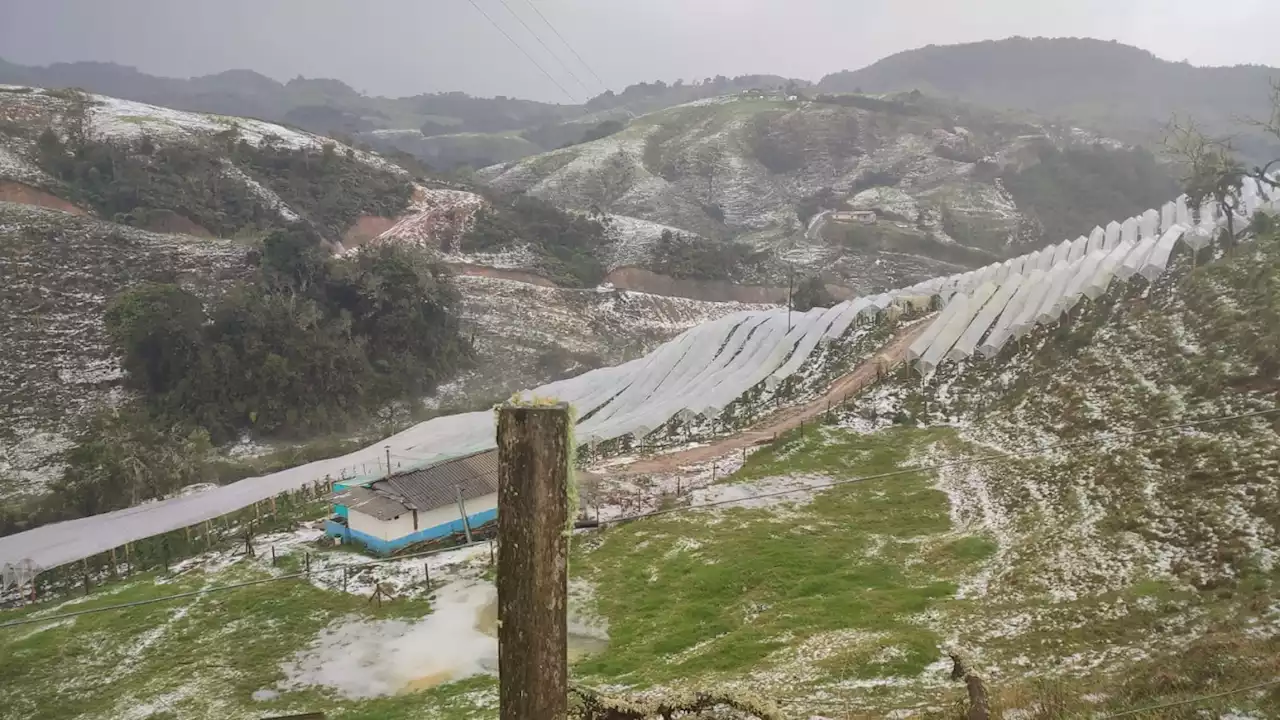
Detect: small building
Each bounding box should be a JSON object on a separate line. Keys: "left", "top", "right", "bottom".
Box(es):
{"left": 326, "top": 449, "right": 498, "bottom": 555}
{"left": 830, "top": 210, "right": 877, "bottom": 224}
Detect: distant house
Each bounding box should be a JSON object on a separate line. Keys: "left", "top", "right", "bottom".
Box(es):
{"left": 326, "top": 450, "right": 498, "bottom": 554}
{"left": 829, "top": 210, "right": 877, "bottom": 224}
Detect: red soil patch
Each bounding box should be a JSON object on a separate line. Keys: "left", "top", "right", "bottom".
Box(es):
{"left": 0, "top": 181, "right": 86, "bottom": 215}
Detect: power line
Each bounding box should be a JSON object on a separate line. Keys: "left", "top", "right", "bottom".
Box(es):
{"left": 518, "top": 0, "right": 608, "bottom": 92}
{"left": 1100, "top": 678, "right": 1280, "bottom": 718}
{"left": 495, "top": 0, "right": 592, "bottom": 96}
{"left": 465, "top": 0, "right": 578, "bottom": 103}
{"left": 603, "top": 406, "right": 1280, "bottom": 524}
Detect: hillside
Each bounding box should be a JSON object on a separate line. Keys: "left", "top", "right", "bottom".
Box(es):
{"left": 0, "top": 88, "right": 761, "bottom": 516}
{"left": 480, "top": 91, "right": 1178, "bottom": 294}
{"left": 818, "top": 37, "right": 1280, "bottom": 162}
{"left": 0, "top": 59, "right": 813, "bottom": 171}
{"left": 3, "top": 212, "right": 1278, "bottom": 719}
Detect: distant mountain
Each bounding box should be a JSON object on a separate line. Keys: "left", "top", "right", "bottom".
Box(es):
{"left": 0, "top": 59, "right": 813, "bottom": 170}
{"left": 818, "top": 37, "right": 1280, "bottom": 161}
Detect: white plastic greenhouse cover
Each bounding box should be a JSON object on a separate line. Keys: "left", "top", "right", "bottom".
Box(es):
{"left": 979, "top": 269, "right": 1043, "bottom": 357}
{"left": 1055, "top": 251, "right": 1107, "bottom": 316}
{"left": 1087, "top": 227, "right": 1105, "bottom": 254}
{"left": 908, "top": 295, "right": 970, "bottom": 361}
{"left": 1035, "top": 248, "right": 1056, "bottom": 273}
{"left": 1176, "top": 195, "right": 1192, "bottom": 227}
{"left": 700, "top": 313, "right": 797, "bottom": 417}
{"left": 917, "top": 294, "right": 973, "bottom": 375}
{"left": 1066, "top": 236, "right": 1088, "bottom": 263}
{"left": 766, "top": 303, "right": 851, "bottom": 389}
{"left": 1104, "top": 221, "right": 1122, "bottom": 250}
{"left": 1084, "top": 240, "right": 1137, "bottom": 300}
{"left": 1139, "top": 226, "right": 1186, "bottom": 282}
{"left": 1140, "top": 209, "right": 1160, "bottom": 239}
{"left": 822, "top": 298, "right": 874, "bottom": 342}
{"left": 1117, "top": 234, "right": 1160, "bottom": 281}
{"left": 1121, "top": 217, "right": 1139, "bottom": 245}
{"left": 950, "top": 276, "right": 1023, "bottom": 361}
{"left": 1035, "top": 257, "right": 1085, "bottom": 325}
{"left": 8, "top": 181, "right": 1270, "bottom": 578}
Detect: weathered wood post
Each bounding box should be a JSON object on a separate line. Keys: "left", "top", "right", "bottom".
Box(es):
{"left": 496, "top": 400, "right": 571, "bottom": 720}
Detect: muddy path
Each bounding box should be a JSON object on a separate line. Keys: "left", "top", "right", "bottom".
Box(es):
{"left": 611, "top": 318, "right": 934, "bottom": 477}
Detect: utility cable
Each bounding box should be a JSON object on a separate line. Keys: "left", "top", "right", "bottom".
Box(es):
{"left": 465, "top": 0, "right": 578, "bottom": 103}
{"left": 518, "top": 0, "right": 608, "bottom": 91}
{"left": 496, "top": 0, "right": 592, "bottom": 96}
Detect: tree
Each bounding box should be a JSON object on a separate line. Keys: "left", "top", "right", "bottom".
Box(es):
{"left": 792, "top": 276, "right": 836, "bottom": 311}
{"left": 1165, "top": 118, "right": 1247, "bottom": 245}
{"left": 1164, "top": 83, "right": 1280, "bottom": 247}
{"left": 104, "top": 283, "right": 206, "bottom": 396}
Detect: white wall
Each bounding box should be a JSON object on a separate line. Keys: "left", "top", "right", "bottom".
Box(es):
{"left": 348, "top": 492, "right": 499, "bottom": 542}
{"left": 348, "top": 508, "right": 416, "bottom": 541}
{"left": 416, "top": 492, "right": 498, "bottom": 533}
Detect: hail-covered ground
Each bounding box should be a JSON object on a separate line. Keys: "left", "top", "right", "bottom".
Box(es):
{"left": 477, "top": 92, "right": 1089, "bottom": 291}
{"left": 4, "top": 230, "right": 1280, "bottom": 719}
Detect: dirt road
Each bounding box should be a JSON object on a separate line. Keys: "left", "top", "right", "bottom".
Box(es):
{"left": 613, "top": 318, "right": 934, "bottom": 476}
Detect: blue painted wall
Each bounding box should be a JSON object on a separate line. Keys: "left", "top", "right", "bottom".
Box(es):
{"left": 325, "top": 507, "right": 497, "bottom": 555}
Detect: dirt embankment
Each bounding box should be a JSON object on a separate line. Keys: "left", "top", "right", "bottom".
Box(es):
{"left": 448, "top": 263, "right": 559, "bottom": 288}
{"left": 604, "top": 267, "right": 855, "bottom": 305}
{"left": 0, "top": 181, "right": 86, "bottom": 215}
{"left": 342, "top": 215, "right": 400, "bottom": 250}
{"left": 613, "top": 318, "right": 934, "bottom": 476}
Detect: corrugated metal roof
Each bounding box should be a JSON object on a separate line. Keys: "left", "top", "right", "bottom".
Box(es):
{"left": 373, "top": 449, "right": 499, "bottom": 513}
{"left": 333, "top": 486, "right": 408, "bottom": 522}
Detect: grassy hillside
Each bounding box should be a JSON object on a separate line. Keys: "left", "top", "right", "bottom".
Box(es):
{"left": 7, "top": 222, "right": 1279, "bottom": 719}
{"left": 818, "top": 37, "right": 1280, "bottom": 163}
{"left": 481, "top": 91, "right": 1178, "bottom": 292}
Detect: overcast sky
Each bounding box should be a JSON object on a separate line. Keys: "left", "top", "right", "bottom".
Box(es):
{"left": 3, "top": 0, "right": 1279, "bottom": 102}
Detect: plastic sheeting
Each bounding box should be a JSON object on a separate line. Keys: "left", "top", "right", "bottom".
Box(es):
{"left": 1104, "top": 221, "right": 1122, "bottom": 250}
{"left": 979, "top": 269, "right": 1043, "bottom": 357}
{"left": 8, "top": 182, "right": 1274, "bottom": 579}
{"left": 1138, "top": 226, "right": 1185, "bottom": 282}
{"left": 950, "top": 276, "right": 1023, "bottom": 361}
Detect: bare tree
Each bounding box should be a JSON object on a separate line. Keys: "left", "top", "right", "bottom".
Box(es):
{"left": 1163, "top": 117, "right": 1246, "bottom": 245}
{"left": 1164, "top": 83, "right": 1280, "bottom": 248}
{"left": 1240, "top": 79, "right": 1280, "bottom": 193}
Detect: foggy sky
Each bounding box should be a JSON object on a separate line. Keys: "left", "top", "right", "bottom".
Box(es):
{"left": 3, "top": 0, "right": 1279, "bottom": 103}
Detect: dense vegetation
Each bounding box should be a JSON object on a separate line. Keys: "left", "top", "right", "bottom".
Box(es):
{"left": 33, "top": 121, "right": 412, "bottom": 240}
{"left": 649, "top": 229, "right": 769, "bottom": 282}
{"left": 105, "top": 226, "right": 470, "bottom": 441}
{"left": 999, "top": 142, "right": 1179, "bottom": 246}
{"left": 0, "top": 225, "right": 471, "bottom": 534}
{"left": 461, "top": 191, "right": 610, "bottom": 287}
{"left": 791, "top": 276, "right": 837, "bottom": 311}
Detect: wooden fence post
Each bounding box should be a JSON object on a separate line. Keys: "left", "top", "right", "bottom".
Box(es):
{"left": 496, "top": 401, "right": 570, "bottom": 720}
